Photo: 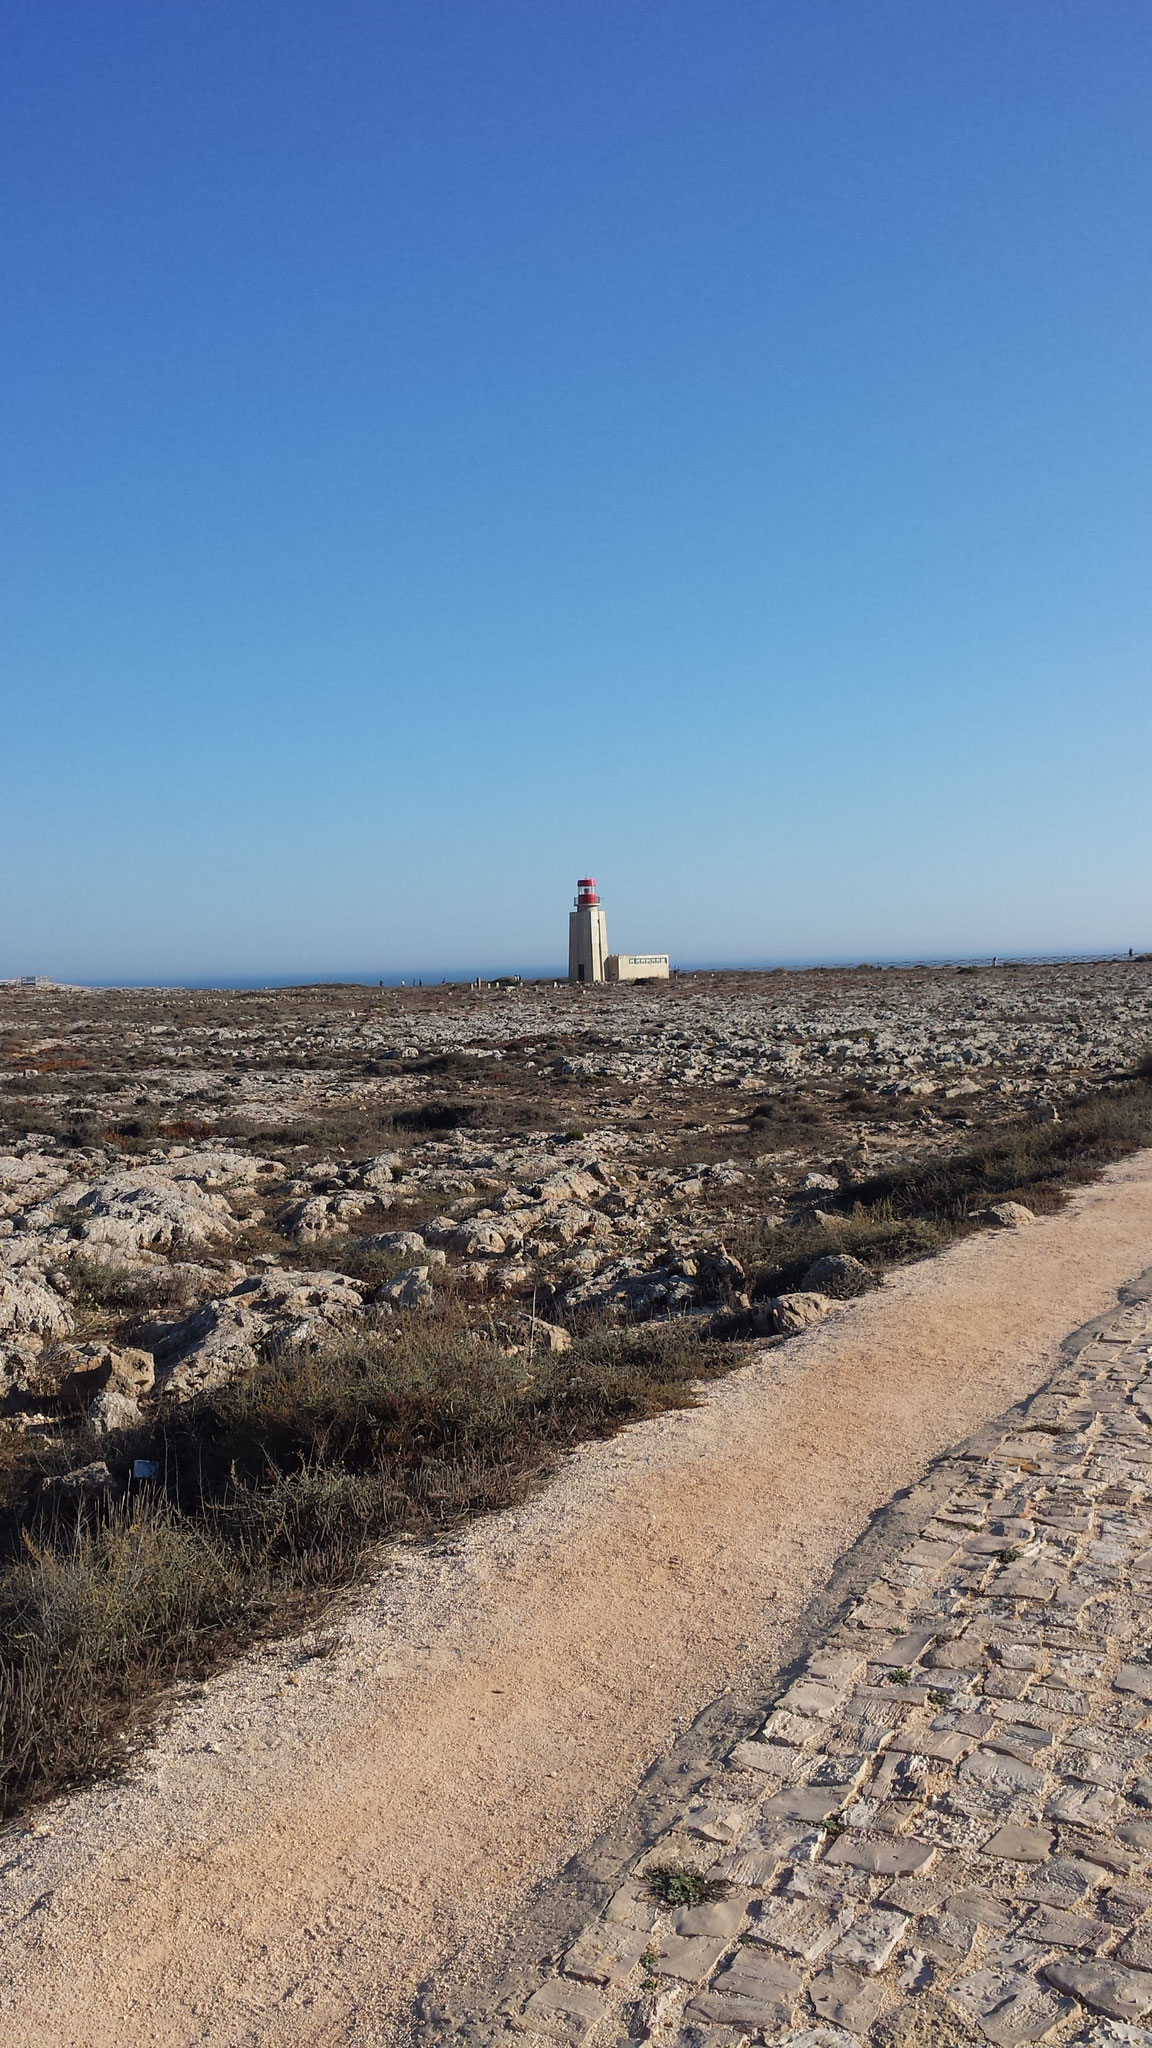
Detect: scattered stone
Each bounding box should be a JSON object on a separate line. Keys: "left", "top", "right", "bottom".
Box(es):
{"left": 87, "top": 1388, "right": 144, "bottom": 1432}
{"left": 378, "top": 1266, "right": 434, "bottom": 1310}
{"left": 42, "top": 1460, "right": 124, "bottom": 1505}
{"left": 981, "top": 1202, "right": 1037, "bottom": 1229}
{"left": 753, "top": 1293, "right": 835, "bottom": 1338}
{"left": 802, "top": 1254, "right": 874, "bottom": 1297}
{"left": 58, "top": 1343, "right": 153, "bottom": 1411}
{"left": 0, "top": 1270, "right": 71, "bottom": 1340}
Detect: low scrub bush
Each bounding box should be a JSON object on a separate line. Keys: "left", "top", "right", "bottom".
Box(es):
{"left": 743, "top": 1079, "right": 1152, "bottom": 1300}
{"left": 0, "top": 1310, "right": 725, "bottom": 1819}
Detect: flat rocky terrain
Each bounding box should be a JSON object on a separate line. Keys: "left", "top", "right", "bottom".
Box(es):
{"left": 2, "top": 960, "right": 1151, "bottom": 1428}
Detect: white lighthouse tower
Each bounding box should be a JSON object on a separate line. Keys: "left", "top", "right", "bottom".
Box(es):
{"left": 568, "top": 876, "right": 608, "bottom": 984}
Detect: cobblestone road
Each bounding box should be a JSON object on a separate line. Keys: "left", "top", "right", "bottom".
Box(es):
{"left": 481, "top": 1289, "right": 1152, "bottom": 2048}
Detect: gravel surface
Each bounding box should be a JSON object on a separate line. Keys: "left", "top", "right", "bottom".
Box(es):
{"left": 1, "top": 1152, "right": 1151, "bottom": 2046}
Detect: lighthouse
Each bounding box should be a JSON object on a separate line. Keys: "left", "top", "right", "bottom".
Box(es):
{"left": 568, "top": 877, "right": 609, "bottom": 984}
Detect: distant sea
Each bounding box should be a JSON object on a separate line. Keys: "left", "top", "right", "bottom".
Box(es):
{"left": 58, "top": 949, "right": 1146, "bottom": 992}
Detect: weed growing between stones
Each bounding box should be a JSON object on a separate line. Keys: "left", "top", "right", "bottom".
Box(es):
{"left": 643, "top": 1865, "right": 733, "bottom": 1908}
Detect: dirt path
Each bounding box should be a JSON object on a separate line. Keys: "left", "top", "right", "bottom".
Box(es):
{"left": 3, "top": 1155, "right": 1152, "bottom": 2048}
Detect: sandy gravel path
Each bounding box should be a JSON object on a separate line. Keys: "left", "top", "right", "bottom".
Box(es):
{"left": 3, "top": 1154, "right": 1152, "bottom": 2047}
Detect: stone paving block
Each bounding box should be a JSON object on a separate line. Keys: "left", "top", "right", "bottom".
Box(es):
{"left": 763, "top": 2029, "right": 863, "bottom": 2048}
{"left": 1069, "top": 1836, "right": 1142, "bottom": 1878}
{"left": 672, "top": 1895, "right": 749, "bottom": 1941}
{"left": 1119, "top": 1820, "right": 1152, "bottom": 1853}
{"left": 1115, "top": 1668, "right": 1152, "bottom": 1701}
{"left": 984, "top": 1724, "right": 1057, "bottom": 1763}
{"left": 682, "top": 1800, "right": 753, "bottom": 1843}
{"left": 745, "top": 1895, "right": 844, "bottom": 1963}
{"left": 664, "top": 2026, "right": 752, "bottom": 2048}
{"left": 806, "top": 1652, "right": 867, "bottom": 1686}
{"left": 950, "top": 1953, "right": 1067, "bottom": 2036}
{"left": 1046, "top": 1786, "right": 1119, "bottom": 1830}
{"left": 983, "top": 1823, "right": 1054, "bottom": 1861}
{"left": 562, "top": 1924, "right": 651, "bottom": 1986}
{"left": 602, "top": 1880, "right": 661, "bottom": 1932}
{"left": 761, "top": 1787, "right": 846, "bottom": 1826}
{"left": 762, "top": 1710, "right": 826, "bottom": 1747}
{"left": 1043, "top": 1959, "right": 1152, "bottom": 2022}
{"left": 808, "top": 1753, "right": 876, "bottom": 1794}
{"left": 808, "top": 1963, "right": 886, "bottom": 2032}
{"left": 728, "top": 1740, "right": 799, "bottom": 1778}
{"left": 780, "top": 1681, "right": 848, "bottom": 1719}
{"left": 827, "top": 1908, "right": 908, "bottom": 1974}
{"left": 654, "top": 1933, "right": 733, "bottom": 1982}
{"left": 686, "top": 1947, "right": 805, "bottom": 2028}
{"left": 512, "top": 1979, "right": 608, "bottom": 2041}
{"left": 1071, "top": 2023, "right": 1152, "bottom": 2046}
{"left": 885, "top": 1726, "right": 973, "bottom": 1762}
{"left": 1116, "top": 1932, "right": 1152, "bottom": 1972}
{"left": 869, "top": 1632, "right": 937, "bottom": 1668}
{"left": 910, "top": 1909, "right": 979, "bottom": 1962}
{"left": 981, "top": 1987, "right": 1079, "bottom": 2044}
{"left": 1021, "top": 1905, "right": 1110, "bottom": 1948}
{"left": 945, "top": 1887, "right": 1019, "bottom": 1926}
{"left": 1099, "top": 1887, "right": 1152, "bottom": 1930}
{"left": 1018, "top": 1857, "right": 1105, "bottom": 1908}
{"left": 960, "top": 1747, "right": 1048, "bottom": 1796}
{"left": 984, "top": 1670, "right": 1036, "bottom": 1700}
{"left": 824, "top": 1836, "right": 937, "bottom": 1877}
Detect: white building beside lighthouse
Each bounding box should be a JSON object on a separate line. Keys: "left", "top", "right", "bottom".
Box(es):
{"left": 567, "top": 876, "right": 669, "bottom": 983}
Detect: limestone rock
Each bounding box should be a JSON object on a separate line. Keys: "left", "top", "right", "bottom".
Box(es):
{"left": 0, "top": 1268, "right": 71, "bottom": 1339}
{"left": 0, "top": 1338, "right": 45, "bottom": 1395}
{"left": 517, "top": 1315, "right": 571, "bottom": 1354}
{"left": 42, "top": 1459, "right": 125, "bottom": 1505}
{"left": 275, "top": 1195, "right": 335, "bottom": 1241}
{"left": 981, "top": 1201, "right": 1037, "bottom": 1229}
{"left": 154, "top": 1268, "right": 367, "bottom": 1399}
{"left": 753, "top": 1292, "right": 835, "bottom": 1337}
{"left": 88, "top": 1387, "right": 145, "bottom": 1433}
{"left": 58, "top": 1342, "right": 154, "bottom": 1411}
{"left": 449, "top": 1219, "right": 514, "bottom": 1258}
{"left": 802, "top": 1253, "right": 873, "bottom": 1297}
{"left": 69, "top": 1168, "right": 236, "bottom": 1258}
{"left": 359, "top": 1153, "right": 401, "bottom": 1196}
{"left": 377, "top": 1266, "right": 434, "bottom": 1310}
{"left": 354, "top": 1230, "right": 428, "bottom": 1259}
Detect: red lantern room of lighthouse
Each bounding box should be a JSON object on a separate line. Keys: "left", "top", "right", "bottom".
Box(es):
{"left": 568, "top": 877, "right": 609, "bottom": 983}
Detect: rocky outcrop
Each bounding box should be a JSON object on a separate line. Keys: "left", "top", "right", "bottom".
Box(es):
{"left": 0, "top": 1268, "right": 71, "bottom": 1339}
{"left": 563, "top": 1247, "right": 745, "bottom": 1321}
{"left": 375, "top": 1266, "right": 434, "bottom": 1310}
{"left": 154, "top": 1269, "right": 367, "bottom": 1399}
{"left": 57, "top": 1342, "right": 153, "bottom": 1412}
{"left": 68, "top": 1167, "right": 237, "bottom": 1259}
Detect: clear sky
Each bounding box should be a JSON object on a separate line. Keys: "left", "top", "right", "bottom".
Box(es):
{"left": 2, "top": 2, "right": 1150, "bottom": 984}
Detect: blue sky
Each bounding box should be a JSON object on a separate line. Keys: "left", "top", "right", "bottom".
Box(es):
{"left": 2, "top": 2, "right": 1150, "bottom": 983}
